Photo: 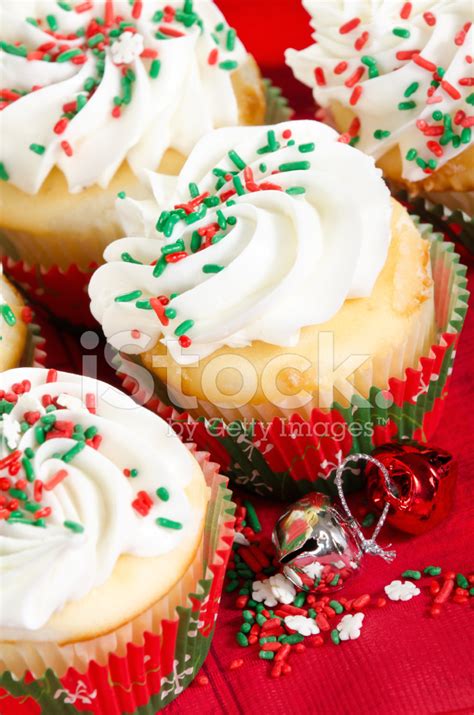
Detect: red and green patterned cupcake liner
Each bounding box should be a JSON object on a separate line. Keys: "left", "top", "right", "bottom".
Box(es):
{"left": 116, "top": 219, "right": 468, "bottom": 501}
{"left": 0, "top": 80, "right": 292, "bottom": 328}
{"left": 0, "top": 451, "right": 235, "bottom": 714}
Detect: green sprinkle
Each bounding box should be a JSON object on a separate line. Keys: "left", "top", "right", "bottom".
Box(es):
{"left": 150, "top": 59, "right": 161, "bottom": 79}
{"left": 225, "top": 579, "right": 239, "bottom": 592}
{"left": 392, "top": 27, "right": 410, "bottom": 38}
{"left": 152, "top": 10, "right": 164, "bottom": 22}
{"left": 46, "top": 14, "right": 58, "bottom": 30}
{"left": 432, "top": 110, "right": 443, "bottom": 121}
{"left": 456, "top": 573, "right": 469, "bottom": 589}
{"left": 115, "top": 289, "right": 142, "bottom": 303}
{"left": 404, "top": 81, "right": 419, "bottom": 98}
{"left": 236, "top": 632, "right": 249, "bottom": 647}
{"left": 466, "top": 93, "right": 474, "bottom": 105}
{"left": 84, "top": 426, "right": 98, "bottom": 439}
{"left": 293, "top": 592, "right": 306, "bottom": 608}
{"left": 423, "top": 566, "right": 442, "bottom": 576}
{"left": 228, "top": 149, "right": 246, "bottom": 170}
{"left": 240, "top": 622, "right": 251, "bottom": 634}
{"left": 29, "top": 143, "right": 47, "bottom": 156}
{"left": 25, "top": 448, "right": 35, "bottom": 459}
{"left": 1, "top": 304, "right": 16, "bottom": 326}
{"left": 136, "top": 300, "right": 152, "bottom": 310}
{"left": 373, "top": 129, "right": 391, "bottom": 140}
{"left": 278, "top": 161, "right": 310, "bottom": 172}
{"left": 35, "top": 426, "right": 46, "bottom": 445}
{"left": 436, "top": 66, "right": 445, "bottom": 78}
{"left": 416, "top": 157, "right": 428, "bottom": 169}
{"left": 398, "top": 101, "right": 416, "bottom": 110}
{"left": 56, "top": 48, "right": 82, "bottom": 63}
{"left": 259, "top": 650, "right": 274, "bottom": 661}
{"left": 298, "top": 142, "right": 315, "bottom": 153}
{"left": 280, "top": 634, "right": 304, "bottom": 645}
{"left": 362, "top": 513, "right": 376, "bottom": 527}
{"left": 88, "top": 32, "right": 105, "bottom": 47}
{"left": 189, "top": 182, "right": 200, "bottom": 198}
{"left": 461, "top": 127, "right": 472, "bottom": 144}
{"left": 21, "top": 457, "right": 35, "bottom": 483}
{"left": 117, "top": 191, "right": 127, "bottom": 200}
{"left": 84, "top": 77, "right": 96, "bottom": 92}
{"left": 361, "top": 55, "right": 376, "bottom": 67}
{"left": 260, "top": 636, "right": 277, "bottom": 644}
{"left": 203, "top": 264, "right": 224, "bottom": 274}
{"left": 226, "top": 28, "right": 236, "bottom": 51}
{"left": 64, "top": 520, "right": 85, "bottom": 534}
{"left": 331, "top": 629, "right": 341, "bottom": 645}
{"left": 24, "top": 502, "right": 41, "bottom": 513}
{"left": 191, "top": 231, "right": 202, "bottom": 253}
{"left": 402, "top": 570, "right": 422, "bottom": 580}
{"left": 174, "top": 319, "right": 194, "bottom": 337}
{"left": 161, "top": 239, "right": 185, "bottom": 255}
{"left": 259, "top": 163, "right": 267, "bottom": 172}
{"left": 227, "top": 216, "right": 237, "bottom": 225}
{"left": 156, "top": 517, "right": 182, "bottom": 530}
{"left": 243, "top": 500, "right": 261, "bottom": 533}
{"left": 329, "top": 573, "right": 340, "bottom": 587}
{"left": 164, "top": 307, "right": 177, "bottom": 319}
{"left": 0, "top": 162, "right": 10, "bottom": 181}
{"left": 156, "top": 487, "right": 170, "bottom": 501}
{"left": 286, "top": 186, "right": 306, "bottom": 195}
{"left": 26, "top": 17, "right": 39, "bottom": 26}
{"left": 130, "top": 468, "right": 139, "bottom": 478}
{"left": 233, "top": 175, "right": 245, "bottom": 195}
{"left": 9, "top": 488, "right": 28, "bottom": 501}
{"left": 57, "top": 1, "right": 72, "bottom": 10}
{"left": 0, "top": 42, "right": 27, "bottom": 58}
{"left": 427, "top": 158, "right": 437, "bottom": 170}
{"left": 219, "top": 60, "right": 238, "bottom": 71}
{"left": 329, "top": 600, "right": 344, "bottom": 614}
{"left": 62, "top": 440, "right": 86, "bottom": 463}
{"left": 406, "top": 148, "right": 418, "bottom": 161}
{"left": 121, "top": 252, "right": 142, "bottom": 266}
{"left": 256, "top": 613, "right": 267, "bottom": 626}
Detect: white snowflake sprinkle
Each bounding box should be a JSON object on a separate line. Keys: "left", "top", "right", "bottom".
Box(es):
{"left": 284, "top": 615, "right": 320, "bottom": 637}
{"left": 252, "top": 579, "right": 277, "bottom": 607}
{"left": 337, "top": 613, "right": 364, "bottom": 641}
{"left": 268, "top": 573, "right": 296, "bottom": 605}
{"left": 57, "top": 393, "right": 87, "bottom": 412}
{"left": 302, "top": 562, "right": 324, "bottom": 580}
{"left": 384, "top": 580, "right": 420, "bottom": 602}
{"left": 1, "top": 414, "right": 21, "bottom": 449}
{"left": 111, "top": 31, "right": 144, "bottom": 65}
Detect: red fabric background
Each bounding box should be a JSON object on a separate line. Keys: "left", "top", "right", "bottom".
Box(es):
{"left": 24, "top": 4, "right": 474, "bottom": 712}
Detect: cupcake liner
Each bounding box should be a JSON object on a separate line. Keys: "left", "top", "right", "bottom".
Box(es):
{"left": 0, "top": 450, "right": 236, "bottom": 714}
{"left": 0, "top": 80, "right": 293, "bottom": 328}
{"left": 398, "top": 190, "right": 474, "bottom": 256}
{"left": 116, "top": 219, "right": 469, "bottom": 501}
{"left": 21, "top": 320, "right": 47, "bottom": 369}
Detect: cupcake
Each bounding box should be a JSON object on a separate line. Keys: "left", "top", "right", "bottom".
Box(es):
{"left": 0, "top": 367, "right": 233, "bottom": 710}
{"left": 286, "top": 1, "right": 474, "bottom": 215}
{"left": 87, "top": 120, "right": 469, "bottom": 498}
{"left": 0, "top": 266, "right": 45, "bottom": 371}
{"left": 0, "top": 0, "right": 265, "bottom": 273}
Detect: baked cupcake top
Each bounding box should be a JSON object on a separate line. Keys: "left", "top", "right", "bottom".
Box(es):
{"left": 89, "top": 120, "right": 392, "bottom": 365}
{"left": 0, "top": 266, "right": 31, "bottom": 371}
{"left": 0, "top": 0, "right": 251, "bottom": 194}
{"left": 286, "top": 0, "right": 473, "bottom": 182}
{"left": 0, "top": 368, "right": 204, "bottom": 632}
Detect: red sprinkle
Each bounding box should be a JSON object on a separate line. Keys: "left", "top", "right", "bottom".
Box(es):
{"left": 150, "top": 297, "right": 169, "bottom": 326}
{"left": 423, "top": 11, "right": 436, "bottom": 26}
{"left": 178, "top": 335, "right": 192, "bottom": 349}
{"left": 314, "top": 67, "right": 326, "bottom": 86}
{"left": 339, "top": 17, "right": 361, "bottom": 35}
{"left": 131, "top": 0, "right": 143, "bottom": 19}
{"left": 229, "top": 659, "right": 244, "bottom": 670}
{"left": 459, "top": 77, "right": 474, "bottom": 86}
{"left": 434, "top": 579, "right": 455, "bottom": 605}
{"left": 412, "top": 54, "right": 437, "bottom": 72}
{"left": 441, "top": 80, "right": 461, "bottom": 100}
{"left": 349, "top": 85, "right": 363, "bottom": 106}
{"left": 354, "top": 31, "right": 369, "bottom": 51}
{"left": 396, "top": 50, "right": 420, "bottom": 61}
{"left": 334, "top": 61, "right": 348, "bottom": 75}
{"left": 46, "top": 369, "right": 58, "bottom": 383}
{"left": 400, "top": 2, "right": 412, "bottom": 19}
{"left": 165, "top": 251, "right": 187, "bottom": 263}
{"left": 427, "top": 140, "right": 443, "bottom": 157}
{"left": 208, "top": 48, "right": 218, "bottom": 65}
{"left": 61, "top": 140, "right": 73, "bottom": 156}
{"left": 345, "top": 66, "right": 365, "bottom": 88}
{"left": 352, "top": 594, "right": 371, "bottom": 611}
{"left": 45, "top": 469, "right": 69, "bottom": 491}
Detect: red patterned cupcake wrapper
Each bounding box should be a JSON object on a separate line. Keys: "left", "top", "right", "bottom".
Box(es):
{"left": 116, "top": 220, "right": 469, "bottom": 501}
{"left": 0, "top": 451, "right": 235, "bottom": 714}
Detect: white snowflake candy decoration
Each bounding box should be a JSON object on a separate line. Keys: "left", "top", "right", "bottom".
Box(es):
{"left": 57, "top": 393, "right": 88, "bottom": 412}
{"left": 384, "top": 580, "right": 421, "bottom": 602}
{"left": 111, "top": 31, "right": 144, "bottom": 65}
{"left": 234, "top": 531, "right": 250, "bottom": 547}
{"left": 268, "top": 573, "right": 296, "bottom": 605}
{"left": 252, "top": 578, "right": 278, "bottom": 607}
{"left": 302, "top": 562, "right": 324, "bottom": 580}
{"left": 2, "top": 414, "right": 21, "bottom": 450}
{"left": 284, "top": 615, "right": 320, "bottom": 637}
{"left": 337, "top": 613, "right": 365, "bottom": 641}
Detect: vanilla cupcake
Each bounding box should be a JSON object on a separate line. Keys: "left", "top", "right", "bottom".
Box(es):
{"left": 0, "top": 266, "right": 44, "bottom": 371}
{"left": 0, "top": 367, "right": 231, "bottom": 710}
{"left": 0, "top": 0, "right": 265, "bottom": 271}
{"left": 286, "top": 1, "right": 474, "bottom": 214}
{"left": 90, "top": 120, "right": 436, "bottom": 421}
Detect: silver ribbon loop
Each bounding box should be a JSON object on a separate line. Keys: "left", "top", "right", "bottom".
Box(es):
{"left": 335, "top": 453, "right": 397, "bottom": 563}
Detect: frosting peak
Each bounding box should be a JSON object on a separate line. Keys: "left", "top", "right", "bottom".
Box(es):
{"left": 286, "top": 0, "right": 473, "bottom": 182}
{"left": 0, "top": 0, "right": 250, "bottom": 193}
{"left": 89, "top": 120, "right": 392, "bottom": 365}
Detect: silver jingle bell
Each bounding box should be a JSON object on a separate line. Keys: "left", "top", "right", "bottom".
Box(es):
{"left": 273, "top": 492, "right": 363, "bottom": 593}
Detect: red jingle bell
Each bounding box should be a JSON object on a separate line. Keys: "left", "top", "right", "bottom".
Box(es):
{"left": 365, "top": 441, "right": 457, "bottom": 535}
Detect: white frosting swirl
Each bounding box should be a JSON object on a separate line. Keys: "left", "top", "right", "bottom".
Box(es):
{"left": 0, "top": 0, "right": 249, "bottom": 194}
{"left": 286, "top": 0, "right": 473, "bottom": 182}
{"left": 89, "top": 120, "right": 392, "bottom": 365}
{"left": 0, "top": 368, "right": 198, "bottom": 630}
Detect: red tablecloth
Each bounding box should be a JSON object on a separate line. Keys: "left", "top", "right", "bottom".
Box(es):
{"left": 29, "top": 21, "right": 474, "bottom": 713}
